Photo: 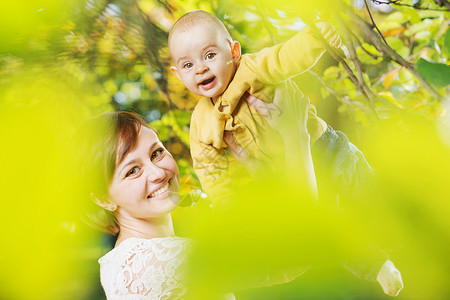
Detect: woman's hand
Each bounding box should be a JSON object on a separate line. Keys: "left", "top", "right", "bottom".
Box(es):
{"left": 243, "top": 80, "right": 310, "bottom": 140}
{"left": 244, "top": 80, "right": 318, "bottom": 201}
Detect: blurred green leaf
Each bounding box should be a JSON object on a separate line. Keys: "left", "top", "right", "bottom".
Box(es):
{"left": 416, "top": 58, "right": 450, "bottom": 88}
{"left": 444, "top": 28, "right": 450, "bottom": 61}
{"left": 404, "top": 19, "right": 434, "bottom": 36}
{"left": 356, "top": 43, "right": 383, "bottom": 65}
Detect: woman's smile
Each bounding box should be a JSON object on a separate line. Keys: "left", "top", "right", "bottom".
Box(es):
{"left": 148, "top": 181, "right": 170, "bottom": 199}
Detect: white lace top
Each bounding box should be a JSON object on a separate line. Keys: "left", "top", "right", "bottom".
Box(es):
{"left": 98, "top": 237, "right": 193, "bottom": 299}
{"left": 98, "top": 236, "right": 305, "bottom": 299}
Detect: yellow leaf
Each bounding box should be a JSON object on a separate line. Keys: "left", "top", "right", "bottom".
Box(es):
{"left": 379, "top": 91, "right": 404, "bottom": 109}
{"left": 383, "top": 27, "right": 406, "bottom": 37}
{"left": 383, "top": 69, "right": 399, "bottom": 90}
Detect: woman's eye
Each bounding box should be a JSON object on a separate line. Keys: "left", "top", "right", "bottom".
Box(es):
{"left": 206, "top": 53, "right": 216, "bottom": 59}
{"left": 126, "top": 166, "right": 140, "bottom": 178}
{"left": 183, "top": 62, "right": 193, "bottom": 69}
{"left": 151, "top": 148, "right": 164, "bottom": 161}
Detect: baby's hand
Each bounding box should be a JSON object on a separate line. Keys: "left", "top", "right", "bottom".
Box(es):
{"left": 314, "top": 21, "right": 341, "bottom": 49}
{"left": 376, "top": 259, "right": 404, "bottom": 296}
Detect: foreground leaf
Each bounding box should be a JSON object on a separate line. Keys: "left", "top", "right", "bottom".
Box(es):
{"left": 416, "top": 58, "right": 450, "bottom": 89}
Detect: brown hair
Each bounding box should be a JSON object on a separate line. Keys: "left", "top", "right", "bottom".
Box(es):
{"left": 74, "top": 111, "right": 149, "bottom": 235}
{"left": 168, "top": 10, "right": 232, "bottom": 49}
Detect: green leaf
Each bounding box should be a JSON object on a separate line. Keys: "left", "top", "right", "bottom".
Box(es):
{"left": 416, "top": 58, "right": 450, "bottom": 88}
{"left": 404, "top": 19, "right": 433, "bottom": 36}
{"left": 385, "top": 11, "right": 408, "bottom": 24}
{"left": 386, "top": 37, "right": 405, "bottom": 51}
{"left": 379, "top": 21, "right": 403, "bottom": 32}
{"left": 397, "top": 46, "right": 410, "bottom": 58}
{"left": 394, "top": 6, "right": 420, "bottom": 23}
{"left": 398, "top": 69, "right": 414, "bottom": 84}
{"left": 415, "top": 31, "right": 431, "bottom": 42}
{"left": 356, "top": 43, "right": 382, "bottom": 65}
{"left": 444, "top": 28, "right": 450, "bottom": 61}
{"left": 417, "top": 8, "right": 445, "bottom": 19}
{"left": 173, "top": 110, "right": 191, "bottom": 125}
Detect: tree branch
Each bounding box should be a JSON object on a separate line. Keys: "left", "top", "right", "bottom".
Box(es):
{"left": 343, "top": 6, "right": 443, "bottom": 100}
{"left": 306, "top": 20, "right": 377, "bottom": 111}
{"left": 371, "top": 0, "right": 450, "bottom": 11}
{"left": 135, "top": 3, "right": 176, "bottom": 109}
{"left": 350, "top": 30, "right": 383, "bottom": 60}
{"left": 364, "top": 0, "right": 389, "bottom": 46}
{"left": 336, "top": 15, "right": 376, "bottom": 103}
{"left": 308, "top": 70, "right": 370, "bottom": 111}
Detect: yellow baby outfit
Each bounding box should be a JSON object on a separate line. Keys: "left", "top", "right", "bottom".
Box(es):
{"left": 190, "top": 24, "right": 332, "bottom": 202}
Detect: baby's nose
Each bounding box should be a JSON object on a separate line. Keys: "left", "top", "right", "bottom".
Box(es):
{"left": 196, "top": 63, "right": 208, "bottom": 73}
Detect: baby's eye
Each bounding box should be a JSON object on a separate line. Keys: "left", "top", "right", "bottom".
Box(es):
{"left": 183, "top": 62, "right": 193, "bottom": 69}
{"left": 151, "top": 148, "right": 165, "bottom": 161}
{"left": 206, "top": 53, "right": 216, "bottom": 60}
{"left": 126, "top": 166, "right": 140, "bottom": 178}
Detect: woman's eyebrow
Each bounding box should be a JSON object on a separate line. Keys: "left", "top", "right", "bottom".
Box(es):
{"left": 148, "top": 142, "right": 163, "bottom": 155}
{"left": 118, "top": 159, "right": 138, "bottom": 174}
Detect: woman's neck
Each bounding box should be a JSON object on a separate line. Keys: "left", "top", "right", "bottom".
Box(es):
{"left": 115, "top": 214, "right": 174, "bottom": 247}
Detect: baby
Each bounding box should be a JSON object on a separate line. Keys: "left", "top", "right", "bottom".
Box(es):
{"left": 169, "top": 10, "right": 403, "bottom": 296}
{"left": 169, "top": 10, "right": 338, "bottom": 202}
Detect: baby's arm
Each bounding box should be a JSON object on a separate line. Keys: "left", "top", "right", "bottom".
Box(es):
{"left": 244, "top": 21, "right": 340, "bottom": 85}
{"left": 221, "top": 21, "right": 340, "bottom": 106}
{"left": 377, "top": 259, "right": 404, "bottom": 296}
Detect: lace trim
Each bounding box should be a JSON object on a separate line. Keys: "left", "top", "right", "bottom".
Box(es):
{"left": 99, "top": 237, "right": 189, "bottom": 299}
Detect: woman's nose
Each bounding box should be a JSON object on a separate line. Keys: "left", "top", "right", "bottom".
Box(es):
{"left": 145, "top": 163, "right": 166, "bottom": 183}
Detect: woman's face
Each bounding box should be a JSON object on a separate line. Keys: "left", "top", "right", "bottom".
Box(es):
{"left": 107, "top": 126, "right": 180, "bottom": 219}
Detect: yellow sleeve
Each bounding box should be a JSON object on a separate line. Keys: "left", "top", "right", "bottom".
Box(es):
{"left": 221, "top": 21, "right": 337, "bottom": 106}
{"left": 189, "top": 115, "right": 234, "bottom": 206}
{"left": 244, "top": 23, "right": 329, "bottom": 84}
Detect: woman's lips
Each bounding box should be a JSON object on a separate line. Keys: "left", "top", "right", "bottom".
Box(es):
{"left": 148, "top": 181, "right": 169, "bottom": 198}
{"left": 199, "top": 77, "right": 216, "bottom": 90}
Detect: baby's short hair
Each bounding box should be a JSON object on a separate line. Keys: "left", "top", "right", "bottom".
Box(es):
{"left": 168, "top": 10, "right": 232, "bottom": 46}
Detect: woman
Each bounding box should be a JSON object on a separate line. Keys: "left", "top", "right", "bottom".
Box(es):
{"left": 74, "top": 81, "right": 315, "bottom": 299}
{"left": 76, "top": 111, "right": 200, "bottom": 299}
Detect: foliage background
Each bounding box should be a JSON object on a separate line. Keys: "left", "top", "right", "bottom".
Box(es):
{"left": 0, "top": 0, "right": 448, "bottom": 299}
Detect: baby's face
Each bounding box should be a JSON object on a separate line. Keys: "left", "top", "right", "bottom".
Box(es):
{"left": 170, "top": 23, "right": 238, "bottom": 101}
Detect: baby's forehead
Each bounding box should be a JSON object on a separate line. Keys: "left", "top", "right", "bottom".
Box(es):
{"left": 169, "top": 23, "right": 228, "bottom": 57}
{"left": 172, "top": 19, "right": 220, "bottom": 39}
{"left": 170, "top": 15, "right": 230, "bottom": 45}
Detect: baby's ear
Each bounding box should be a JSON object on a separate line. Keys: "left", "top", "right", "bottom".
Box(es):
{"left": 170, "top": 66, "right": 181, "bottom": 80}
{"left": 231, "top": 41, "right": 241, "bottom": 62}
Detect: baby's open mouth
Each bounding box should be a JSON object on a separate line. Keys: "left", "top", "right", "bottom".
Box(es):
{"left": 200, "top": 77, "right": 215, "bottom": 86}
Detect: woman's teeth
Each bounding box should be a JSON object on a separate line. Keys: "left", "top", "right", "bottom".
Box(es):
{"left": 150, "top": 182, "right": 169, "bottom": 198}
